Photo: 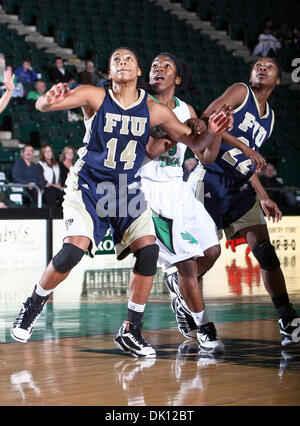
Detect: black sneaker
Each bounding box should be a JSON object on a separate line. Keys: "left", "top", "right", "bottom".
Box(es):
{"left": 197, "top": 322, "right": 224, "bottom": 353}
{"left": 171, "top": 297, "right": 198, "bottom": 339}
{"left": 10, "top": 296, "right": 48, "bottom": 343}
{"left": 114, "top": 320, "right": 156, "bottom": 358}
{"left": 278, "top": 307, "right": 300, "bottom": 346}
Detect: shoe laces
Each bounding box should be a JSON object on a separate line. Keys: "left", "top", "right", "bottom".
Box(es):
{"left": 124, "top": 320, "right": 150, "bottom": 347}
{"left": 199, "top": 322, "right": 217, "bottom": 341}
{"left": 13, "top": 298, "right": 43, "bottom": 330}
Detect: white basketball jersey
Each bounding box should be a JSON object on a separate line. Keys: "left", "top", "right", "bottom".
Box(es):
{"left": 139, "top": 97, "right": 191, "bottom": 182}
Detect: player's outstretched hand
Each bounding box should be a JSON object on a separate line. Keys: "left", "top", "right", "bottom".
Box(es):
{"left": 208, "top": 105, "right": 233, "bottom": 135}
{"left": 243, "top": 147, "right": 266, "bottom": 173}
{"left": 186, "top": 118, "right": 207, "bottom": 135}
{"left": 46, "top": 83, "right": 73, "bottom": 105}
{"left": 3, "top": 68, "right": 15, "bottom": 92}
{"left": 260, "top": 198, "right": 282, "bottom": 223}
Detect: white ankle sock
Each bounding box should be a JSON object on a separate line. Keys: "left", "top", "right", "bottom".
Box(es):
{"left": 191, "top": 309, "right": 209, "bottom": 327}
{"left": 128, "top": 300, "right": 145, "bottom": 313}
{"left": 35, "top": 283, "right": 53, "bottom": 298}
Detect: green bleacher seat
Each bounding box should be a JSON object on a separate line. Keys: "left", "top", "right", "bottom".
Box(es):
{"left": 20, "top": 121, "right": 40, "bottom": 144}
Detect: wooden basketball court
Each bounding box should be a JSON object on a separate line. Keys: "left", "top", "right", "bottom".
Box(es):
{"left": 1, "top": 217, "right": 300, "bottom": 407}
{"left": 1, "top": 258, "right": 300, "bottom": 407}
{"left": 1, "top": 319, "right": 300, "bottom": 407}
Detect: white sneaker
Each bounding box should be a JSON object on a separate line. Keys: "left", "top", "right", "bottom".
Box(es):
{"left": 197, "top": 322, "right": 224, "bottom": 354}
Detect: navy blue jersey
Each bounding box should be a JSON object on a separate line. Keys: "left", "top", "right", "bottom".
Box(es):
{"left": 204, "top": 83, "right": 275, "bottom": 183}
{"left": 80, "top": 88, "right": 150, "bottom": 184}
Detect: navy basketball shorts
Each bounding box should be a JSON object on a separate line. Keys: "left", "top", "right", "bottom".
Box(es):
{"left": 187, "top": 164, "right": 266, "bottom": 239}
{"left": 62, "top": 165, "right": 155, "bottom": 259}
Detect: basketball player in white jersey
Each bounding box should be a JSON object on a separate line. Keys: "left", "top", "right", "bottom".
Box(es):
{"left": 140, "top": 53, "right": 233, "bottom": 353}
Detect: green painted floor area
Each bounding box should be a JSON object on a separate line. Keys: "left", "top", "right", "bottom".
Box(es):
{"left": 2, "top": 302, "right": 298, "bottom": 343}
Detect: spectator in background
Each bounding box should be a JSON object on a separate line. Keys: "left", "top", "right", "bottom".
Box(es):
{"left": 14, "top": 59, "right": 37, "bottom": 85}
{"left": 49, "top": 57, "right": 76, "bottom": 87}
{"left": 79, "top": 59, "right": 107, "bottom": 86}
{"left": 26, "top": 80, "right": 47, "bottom": 102}
{"left": 276, "top": 22, "right": 294, "bottom": 45}
{"left": 59, "top": 145, "right": 76, "bottom": 187}
{"left": 260, "top": 163, "right": 297, "bottom": 209}
{"left": 37, "top": 144, "right": 64, "bottom": 207}
{"left": 253, "top": 27, "right": 281, "bottom": 57}
{"left": 12, "top": 144, "right": 44, "bottom": 206}
{"left": 263, "top": 18, "right": 274, "bottom": 33}
{"left": 0, "top": 197, "right": 8, "bottom": 208}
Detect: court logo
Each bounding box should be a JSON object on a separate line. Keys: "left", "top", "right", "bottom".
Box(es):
{"left": 291, "top": 318, "right": 300, "bottom": 343}
{"left": 291, "top": 58, "right": 300, "bottom": 83}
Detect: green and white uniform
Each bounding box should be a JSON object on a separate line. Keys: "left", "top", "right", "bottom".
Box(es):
{"left": 139, "top": 96, "right": 218, "bottom": 271}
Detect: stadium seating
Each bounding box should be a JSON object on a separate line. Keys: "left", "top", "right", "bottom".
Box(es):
{"left": 0, "top": 0, "right": 299, "bottom": 186}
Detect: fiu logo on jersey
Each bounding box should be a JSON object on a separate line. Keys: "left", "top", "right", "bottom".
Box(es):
{"left": 238, "top": 112, "right": 267, "bottom": 147}
{"left": 104, "top": 113, "right": 147, "bottom": 136}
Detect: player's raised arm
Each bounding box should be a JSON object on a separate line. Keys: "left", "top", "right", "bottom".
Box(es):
{"left": 188, "top": 105, "right": 234, "bottom": 165}
{"left": 202, "top": 83, "right": 266, "bottom": 171}
{"left": 146, "top": 135, "right": 176, "bottom": 159}
{"left": 0, "top": 69, "right": 15, "bottom": 113}
{"left": 36, "top": 82, "right": 105, "bottom": 113}
{"left": 148, "top": 99, "right": 232, "bottom": 152}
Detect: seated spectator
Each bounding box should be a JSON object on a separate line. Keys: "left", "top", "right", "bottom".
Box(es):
{"left": 260, "top": 163, "right": 297, "bottom": 209}
{"left": 0, "top": 190, "right": 22, "bottom": 208}
{"left": 37, "top": 144, "right": 64, "bottom": 207}
{"left": 253, "top": 27, "right": 281, "bottom": 57}
{"left": 26, "top": 80, "right": 47, "bottom": 102}
{"left": 14, "top": 59, "right": 37, "bottom": 85}
{"left": 79, "top": 59, "right": 107, "bottom": 86}
{"left": 12, "top": 144, "right": 44, "bottom": 206}
{"left": 49, "top": 57, "right": 76, "bottom": 86}
{"left": 59, "top": 145, "right": 76, "bottom": 187}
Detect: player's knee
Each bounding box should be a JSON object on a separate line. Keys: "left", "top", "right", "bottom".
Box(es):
{"left": 204, "top": 244, "right": 221, "bottom": 263}
{"left": 133, "top": 244, "right": 159, "bottom": 276}
{"left": 252, "top": 240, "right": 280, "bottom": 271}
{"left": 52, "top": 243, "right": 85, "bottom": 274}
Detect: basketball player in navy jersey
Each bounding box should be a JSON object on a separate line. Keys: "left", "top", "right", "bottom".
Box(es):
{"left": 10, "top": 47, "right": 232, "bottom": 357}
{"left": 169, "top": 57, "right": 300, "bottom": 348}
